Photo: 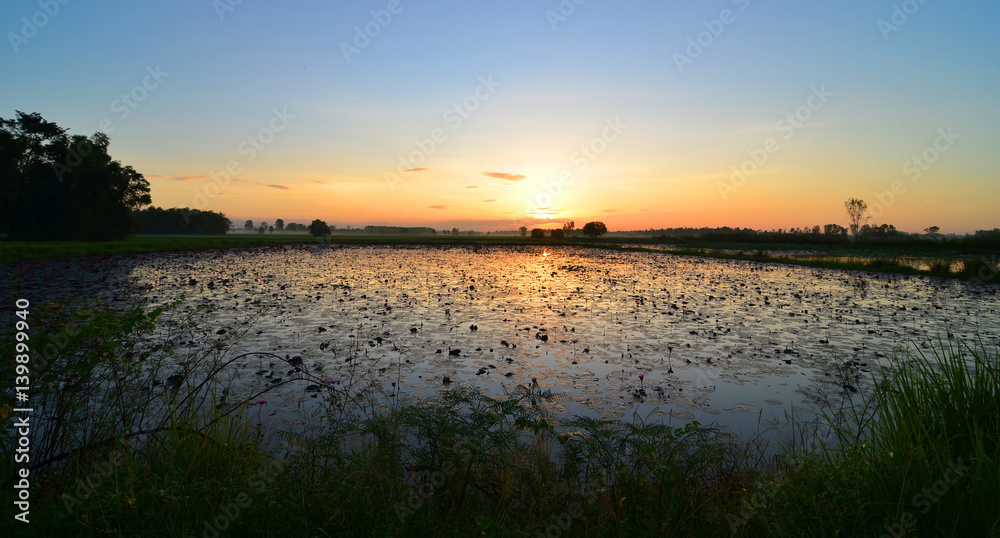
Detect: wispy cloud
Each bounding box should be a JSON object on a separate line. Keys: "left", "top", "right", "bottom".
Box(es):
{"left": 428, "top": 205, "right": 448, "bottom": 209}
{"left": 465, "top": 185, "right": 479, "bottom": 189}
{"left": 482, "top": 199, "right": 498, "bottom": 202}
{"left": 171, "top": 175, "right": 209, "bottom": 182}
{"left": 406, "top": 167, "right": 428, "bottom": 173}
{"left": 306, "top": 179, "right": 325, "bottom": 184}
{"left": 266, "top": 184, "right": 291, "bottom": 190}
{"left": 482, "top": 172, "right": 525, "bottom": 182}
{"left": 146, "top": 174, "right": 171, "bottom": 179}
{"left": 602, "top": 209, "right": 618, "bottom": 213}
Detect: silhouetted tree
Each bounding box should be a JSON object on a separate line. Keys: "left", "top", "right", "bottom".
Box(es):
{"left": 309, "top": 219, "right": 331, "bottom": 236}
{"left": 135, "top": 207, "right": 230, "bottom": 234}
{"left": 275, "top": 218, "right": 284, "bottom": 231}
{"left": 844, "top": 198, "right": 869, "bottom": 242}
{"left": 268, "top": 225, "right": 274, "bottom": 233}
{"left": 562, "top": 221, "right": 575, "bottom": 232}
{"left": 551, "top": 229, "right": 565, "bottom": 238}
{"left": 582, "top": 221, "right": 608, "bottom": 237}
{"left": 0, "top": 111, "right": 151, "bottom": 240}
{"left": 519, "top": 226, "right": 528, "bottom": 237}
{"left": 244, "top": 220, "right": 254, "bottom": 230}
{"left": 924, "top": 226, "right": 940, "bottom": 238}
{"left": 530, "top": 228, "right": 545, "bottom": 238}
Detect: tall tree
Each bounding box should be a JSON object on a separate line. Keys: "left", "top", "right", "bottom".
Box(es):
{"left": 275, "top": 218, "right": 284, "bottom": 231}
{"left": 244, "top": 220, "right": 254, "bottom": 230}
{"left": 844, "top": 198, "right": 869, "bottom": 242}
{"left": 0, "top": 111, "right": 151, "bottom": 240}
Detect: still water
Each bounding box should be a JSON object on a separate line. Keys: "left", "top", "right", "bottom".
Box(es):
{"left": 7, "top": 244, "right": 999, "bottom": 444}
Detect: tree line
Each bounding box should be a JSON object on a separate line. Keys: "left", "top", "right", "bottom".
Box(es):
{"left": 1, "top": 112, "right": 151, "bottom": 240}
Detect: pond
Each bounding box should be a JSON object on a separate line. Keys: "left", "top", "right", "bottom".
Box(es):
{"left": 6, "top": 244, "right": 999, "bottom": 448}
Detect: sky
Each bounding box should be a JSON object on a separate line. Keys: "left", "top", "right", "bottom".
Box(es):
{"left": 2, "top": 0, "right": 998, "bottom": 233}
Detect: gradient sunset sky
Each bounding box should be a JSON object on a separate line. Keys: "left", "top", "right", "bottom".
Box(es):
{"left": 3, "top": 1, "right": 998, "bottom": 233}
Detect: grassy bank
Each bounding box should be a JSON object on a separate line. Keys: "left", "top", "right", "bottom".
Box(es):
{"left": 0, "top": 234, "right": 578, "bottom": 263}
{"left": 629, "top": 246, "right": 998, "bottom": 282}
{"left": 1, "top": 305, "right": 997, "bottom": 536}
{"left": 4, "top": 234, "right": 996, "bottom": 283}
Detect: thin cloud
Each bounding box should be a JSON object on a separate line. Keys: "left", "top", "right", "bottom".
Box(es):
{"left": 266, "top": 184, "right": 291, "bottom": 190}
{"left": 306, "top": 179, "right": 326, "bottom": 184}
{"left": 465, "top": 186, "right": 479, "bottom": 189}
{"left": 428, "top": 205, "right": 448, "bottom": 209}
{"left": 171, "top": 175, "right": 209, "bottom": 182}
{"left": 146, "top": 174, "right": 171, "bottom": 179}
{"left": 482, "top": 199, "right": 498, "bottom": 202}
{"left": 406, "top": 167, "right": 428, "bottom": 173}
{"left": 482, "top": 172, "right": 525, "bottom": 182}
{"left": 602, "top": 209, "right": 618, "bottom": 213}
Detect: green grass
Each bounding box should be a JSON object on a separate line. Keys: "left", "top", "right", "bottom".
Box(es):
{"left": 4, "top": 234, "right": 995, "bottom": 284}
{"left": 2, "top": 302, "right": 998, "bottom": 536}
{"left": 0, "top": 233, "right": 585, "bottom": 263}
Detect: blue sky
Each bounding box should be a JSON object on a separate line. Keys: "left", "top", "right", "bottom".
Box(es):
{"left": 3, "top": 0, "right": 998, "bottom": 232}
